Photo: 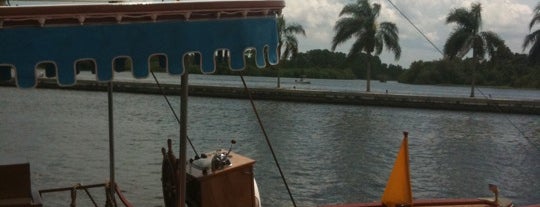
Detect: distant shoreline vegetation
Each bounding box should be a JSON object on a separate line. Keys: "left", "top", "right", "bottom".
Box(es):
{"left": 70, "top": 48, "right": 539, "bottom": 89}
{"left": 230, "top": 49, "right": 538, "bottom": 89}
{"left": 399, "top": 51, "right": 540, "bottom": 89}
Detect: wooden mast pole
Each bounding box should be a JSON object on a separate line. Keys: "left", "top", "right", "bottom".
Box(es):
{"left": 178, "top": 72, "right": 188, "bottom": 207}
{"left": 108, "top": 81, "right": 116, "bottom": 202}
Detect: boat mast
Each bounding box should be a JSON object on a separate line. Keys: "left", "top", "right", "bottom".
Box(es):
{"left": 178, "top": 72, "right": 188, "bottom": 207}
{"left": 108, "top": 81, "right": 116, "bottom": 200}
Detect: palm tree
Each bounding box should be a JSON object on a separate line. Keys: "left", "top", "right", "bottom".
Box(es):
{"left": 523, "top": 2, "right": 540, "bottom": 64}
{"left": 444, "top": 3, "right": 505, "bottom": 97}
{"left": 331, "top": 0, "right": 401, "bottom": 92}
{"left": 276, "top": 14, "right": 305, "bottom": 88}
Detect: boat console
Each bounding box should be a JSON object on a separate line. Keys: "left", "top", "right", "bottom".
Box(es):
{"left": 161, "top": 139, "right": 259, "bottom": 207}
{"left": 186, "top": 150, "right": 257, "bottom": 207}
{"left": 0, "top": 158, "right": 42, "bottom": 207}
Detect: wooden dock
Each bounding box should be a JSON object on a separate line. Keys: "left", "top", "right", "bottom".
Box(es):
{"left": 2, "top": 79, "right": 539, "bottom": 115}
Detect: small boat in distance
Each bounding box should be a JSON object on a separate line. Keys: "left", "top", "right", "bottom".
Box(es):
{"left": 295, "top": 75, "right": 311, "bottom": 84}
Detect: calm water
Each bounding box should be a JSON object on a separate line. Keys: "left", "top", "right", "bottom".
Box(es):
{"left": 1, "top": 75, "right": 539, "bottom": 207}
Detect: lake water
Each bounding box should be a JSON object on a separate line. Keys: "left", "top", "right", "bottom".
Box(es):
{"left": 1, "top": 74, "right": 539, "bottom": 207}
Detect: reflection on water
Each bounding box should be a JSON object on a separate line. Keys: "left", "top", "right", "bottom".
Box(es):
{"left": 0, "top": 76, "right": 539, "bottom": 207}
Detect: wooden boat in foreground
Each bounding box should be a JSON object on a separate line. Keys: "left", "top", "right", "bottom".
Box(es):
{"left": 0, "top": 1, "right": 538, "bottom": 207}
{"left": 320, "top": 132, "right": 515, "bottom": 207}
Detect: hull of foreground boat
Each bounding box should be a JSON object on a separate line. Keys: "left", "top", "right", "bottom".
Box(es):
{"left": 321, "top": 198, "right": 507, "bottom": 207}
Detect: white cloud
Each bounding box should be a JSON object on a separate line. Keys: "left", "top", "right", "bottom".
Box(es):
{"left": 283, "top": 0, "right": 539, "bottom": 67}
{"left": 283, "top": 0, "right": 342, "bottom": 43}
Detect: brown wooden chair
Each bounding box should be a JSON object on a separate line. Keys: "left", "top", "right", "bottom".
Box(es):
{"left": 0, "top": 159, "right": 42, "bottom": 207}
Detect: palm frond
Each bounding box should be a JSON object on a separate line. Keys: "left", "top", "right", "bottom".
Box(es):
{"left": 282, "top": 34, "right": 299, "bottom": 60}
{"left": 523, "top": 30, "right": 540, "bottom": 64}
{"left": 444, "top": 28, "right": 472, "bottom": 59}
{"left": 528, "top": 38, "right": 540, "bottom": 64}
{"left": 371, "top": 2, "right": 381, "bottom": 19}
{"left": 446, "top": 8, "right": 469, "bottom": 25}
{"left": 456, "top": 36, "right": 474, "bottom": 58}
{"left": 523, "top": 30, "right": 540, "bottom": 50}
{"left": 332, "top": 17, "right": 362, "bottom": 50}
{"left": 348, "top": 36, "right": 370, "bottom": 59}
{"left": 472, "top": 35, "right": 485, "bottom": 60}
{"left": 374, "top": 32, "right": 384, "bottom": 55}
{"left": 470, "top": 3, "right": 482, "bottom": 30}
{"left": 277, "top": 15, "right": 286, "bottom": 36}
{"left": 340, "top": 0, "right": 363, "bottom": 17}
{"left": 284, "top": 23, "right": 306, "bottom": 36}
{"left": 377, "top": 22, "right": 400, "bottom": 59}
{"left": 480, "top": 31, "right": 504, "bottom": 58}
{"left": 276, "top": 14, "right": 305, "bottom": 62}
{"left": 529, "top": 3, "right": 540, "bottom": 30}
{"left": 446, "top": 6, "right": 479, "bottom": 33}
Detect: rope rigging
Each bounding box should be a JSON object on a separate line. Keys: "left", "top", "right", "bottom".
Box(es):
{"left": 239, "top": 74, "right": 298, "bottom": 207}
{"left": 384, "top": 0, "right": 444, "bottom": 56}
{"left": 150, "top": 70, "right": 201, "bottom": 159}
{"left": 475, "top": 88, "right": 540, "bottom": 153}
{"left": 384, "top": 0, "right": 539, "bottom": 153}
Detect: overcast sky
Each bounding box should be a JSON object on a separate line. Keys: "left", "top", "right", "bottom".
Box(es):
{"left": 282, "top": 0, "right": 538, "bottom": 68}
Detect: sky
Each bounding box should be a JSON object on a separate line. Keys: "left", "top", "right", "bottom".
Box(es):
{"left": 282, "top": 0, "right": 539, "bottom": 68}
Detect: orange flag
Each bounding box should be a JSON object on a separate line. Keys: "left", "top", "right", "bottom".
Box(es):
{"left": 382, "top": 132, "right": 412, "bottom": 207}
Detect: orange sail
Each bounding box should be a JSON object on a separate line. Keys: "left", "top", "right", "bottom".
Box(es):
{"left": 382, "top": 132, "right": 412, "bottom": 207}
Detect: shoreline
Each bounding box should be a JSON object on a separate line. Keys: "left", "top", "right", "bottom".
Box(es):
{"left": 2, "top": 79, "right": 539, "bottom": 115}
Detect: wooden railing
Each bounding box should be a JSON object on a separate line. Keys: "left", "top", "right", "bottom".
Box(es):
{"left": 39, "top": 182, "right": 133, "bottom": 207}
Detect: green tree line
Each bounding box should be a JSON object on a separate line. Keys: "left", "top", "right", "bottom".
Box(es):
{"left": 399, "top": 50, "right": 540, "bottom": 88}
{"left": 178, "top": 49, "right": 405, "bottom": 82}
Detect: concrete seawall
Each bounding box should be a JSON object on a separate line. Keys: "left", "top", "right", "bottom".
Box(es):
{"left": 2, "top": 79, "right": 539, "bottom": 115}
